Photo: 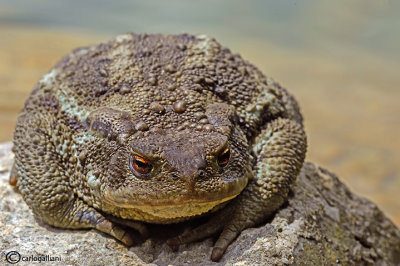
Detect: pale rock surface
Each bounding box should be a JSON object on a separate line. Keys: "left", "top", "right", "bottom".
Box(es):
{"left": 0, "top": 142, "right": 399, "bottom": 265}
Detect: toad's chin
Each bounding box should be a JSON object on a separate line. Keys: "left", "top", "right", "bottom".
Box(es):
{"left": 112, "top": 193, "right": 239, "bottom": 222}
{"left": 102, "top": 177, "right": 248, "bottom": 223}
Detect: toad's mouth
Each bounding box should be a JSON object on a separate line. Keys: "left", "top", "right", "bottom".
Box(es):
{"left": 102, "top": 176, "right": 248, "bottom": 222}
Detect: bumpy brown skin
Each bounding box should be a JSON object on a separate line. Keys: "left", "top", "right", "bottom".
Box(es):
{"left": 11, "top": 33, "right": 306, "bottom": 261}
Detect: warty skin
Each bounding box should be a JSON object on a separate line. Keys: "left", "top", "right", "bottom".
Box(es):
{"left": 11, "top": 33, "right": 307, "bottom": 261}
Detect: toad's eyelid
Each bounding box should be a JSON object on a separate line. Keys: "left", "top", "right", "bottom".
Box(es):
{"left": 214, "top": 142, "right": 230, "bottom": 155}
{"left": 221, "top": 146, "right": 230, "bottom": 154}
{"left": 119, "top": 146, "right": 153, "bottom": 161}
{"left": 129, "top": 148, "right": 156, "bottom": 161}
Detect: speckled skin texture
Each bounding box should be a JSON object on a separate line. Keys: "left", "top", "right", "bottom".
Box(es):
{"left": 11, "top": 33, "right": 306, "bottom": 261}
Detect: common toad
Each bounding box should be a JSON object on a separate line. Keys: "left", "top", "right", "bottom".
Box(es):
{"left": 11, "top": 33, "right": 307, "bottom": 261}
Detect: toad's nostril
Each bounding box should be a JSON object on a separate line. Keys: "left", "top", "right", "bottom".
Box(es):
{"left": 197, "top": 169, "right": 205, "bottom": 178}
{"left": 172, "top": 173, "right": 179, "bottom": 179}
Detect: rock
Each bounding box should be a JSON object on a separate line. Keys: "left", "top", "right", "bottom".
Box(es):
{"left": 0, "top": 142, "right": 399, "bottom": 265}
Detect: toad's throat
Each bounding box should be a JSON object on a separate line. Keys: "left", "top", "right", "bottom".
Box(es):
{"left": 103, "top": 176, "right": 249, "bottom": 222}
{"left": 104, "top": 193, "right": 240, "bottom": 221}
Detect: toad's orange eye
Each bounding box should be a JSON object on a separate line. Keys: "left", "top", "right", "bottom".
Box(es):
{"left": 130, "top": 154, "right": 153, "bottom": 175}
{"left": 217, "top": 146, "right": 231, "bottom": 167}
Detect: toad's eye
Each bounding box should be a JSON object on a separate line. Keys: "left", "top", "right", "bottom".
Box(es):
{"left": 130, "top": 154, "right": 153, "bottom": 175}
{"left": 217, "top": 146, "right": 231, "bottom": 167}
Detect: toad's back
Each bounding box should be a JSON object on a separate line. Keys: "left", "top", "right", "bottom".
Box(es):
{"left": 12, "top": 33, "right": 306, "bottom": 262}
{"left": 21, "top": 33, "right": 301, "bottom": 138}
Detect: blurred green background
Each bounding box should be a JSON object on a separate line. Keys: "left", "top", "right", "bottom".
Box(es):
{"left": 0, "top": 0, "right": 399, "bottom": 225}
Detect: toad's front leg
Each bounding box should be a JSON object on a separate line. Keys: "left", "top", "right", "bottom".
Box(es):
{"left": 168, "top": 118, "right": 306, "bottom": 261}
{"left": 12, "top": 112, "right": 145, "bottom": 246}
